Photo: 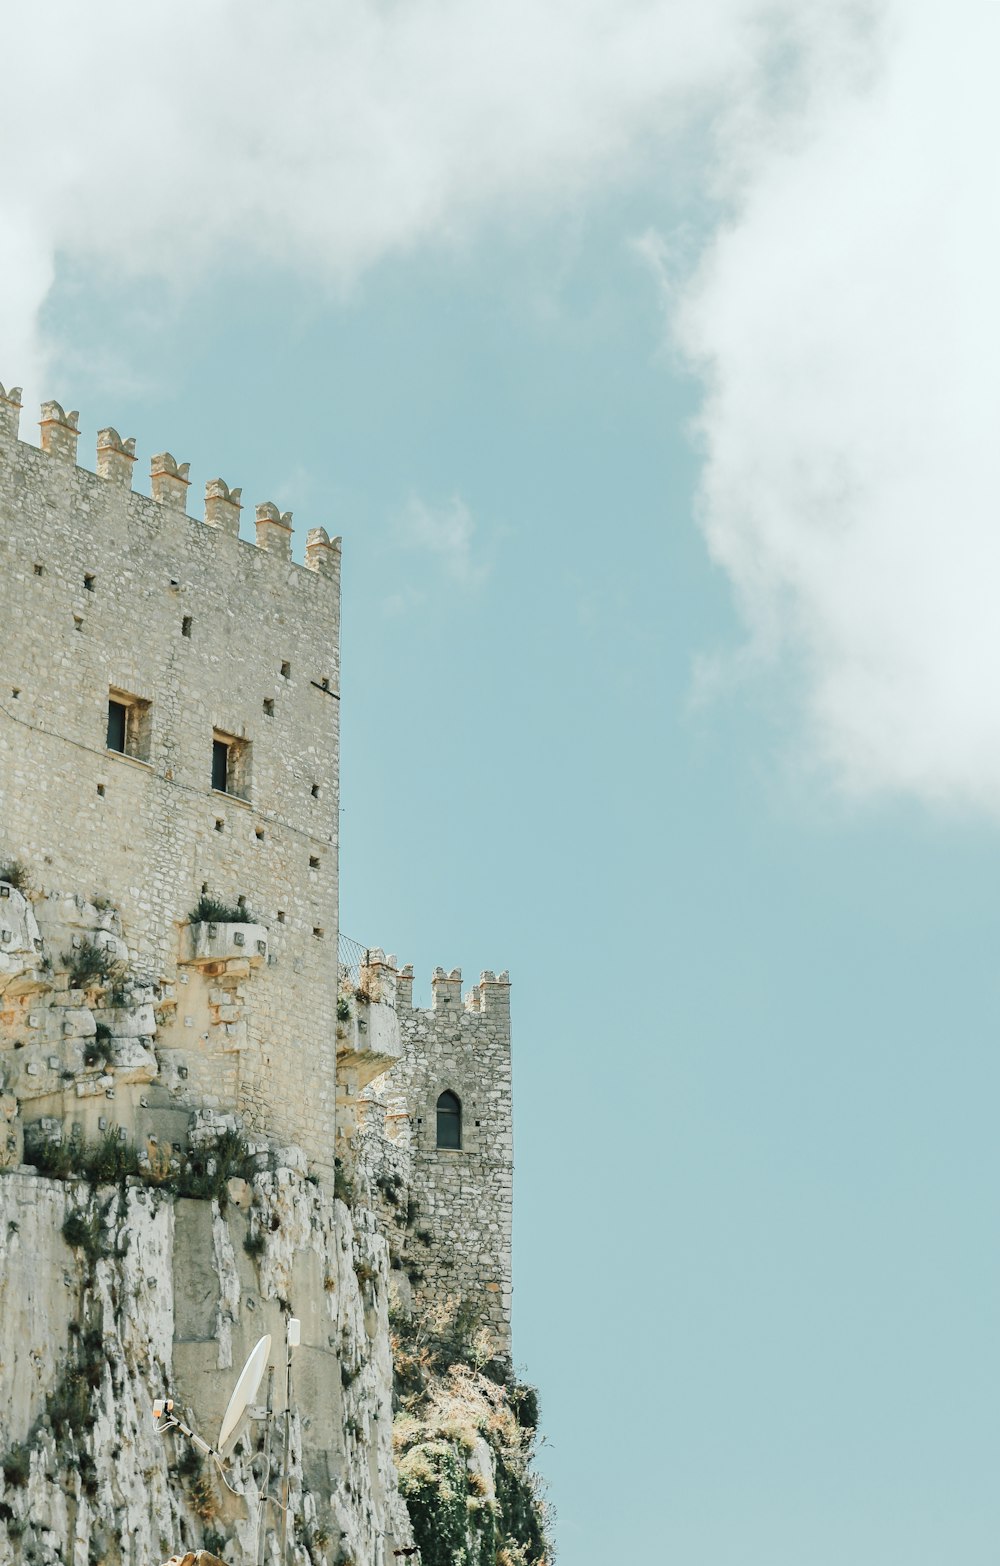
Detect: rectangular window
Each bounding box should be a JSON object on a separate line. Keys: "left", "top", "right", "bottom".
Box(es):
{"left": 107, "top": 691, "right": 152, "bottom": 761}
{"left": 107, "top": 700, "right": 127, "bottom": 752}
{"left": 212, "top": 738, "right": 229, "bottom": 793}
{"left": 212, "top": 732, "right": 251, "bottom": 799}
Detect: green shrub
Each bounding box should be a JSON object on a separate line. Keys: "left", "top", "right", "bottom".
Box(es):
{"left": 2, "top": 1443, "right": 30, "bottom": 1488}
{"left": 188, "top": 894, "right": 253, "bottom": 925}
{"left": 398, "top": 1440, "right": 482, "bottom": 1566}
{"left": 376, "top": 1170, "right": 403, "bottom": 1205}
{"left": 173, "top": 1128, "right": 254, "bottom": 1206}
{"left": 334, "top": 1158, "right": 355, "bottom": 1207}
{"left": 337, "top": 994, "right": 352, "bottom": 1023}
{"left": 61, "top": 938, "right": 108, "bottom": 990}
{"left": 30, "top": 1137, "right": 76, "bottom": 1179}
{"left": 62, "top": 1208, "right": 109, "bottom": 1263}
{"left": 243, "top": 1229, "right": 266, "bottom": 1258}
{"left": 47, "top": 1367, "right": 93, "bottom": 1440}
{"left": 83, "top": 1128, "right": 139, "bottom": 1184}
{"left": 508, "top": 1382, "right": 540, "bottom": 1432}
{"left": 0, "top": 860, "right": 29, "bottom": 893}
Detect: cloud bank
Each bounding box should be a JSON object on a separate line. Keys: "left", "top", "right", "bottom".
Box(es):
{"left": 7, "top": 0, "right": 994, "bottom": 812}
{"left": 1, "top": 0, "right": 770, "bottom": 388}
{"left": 673, "top": 0, "right": 1000, "bottom": 810}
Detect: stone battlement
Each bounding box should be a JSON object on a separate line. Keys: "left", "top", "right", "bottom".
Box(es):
{"left": 0, "top": 384, "right": 341, "bottom": 577}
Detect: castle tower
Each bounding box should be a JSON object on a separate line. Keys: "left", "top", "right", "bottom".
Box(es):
{"left": 392, "top": 965, "right": 514, "bottom": 1352}
{"left": 0, "top": 390, "right": 343, "bottom": 1174}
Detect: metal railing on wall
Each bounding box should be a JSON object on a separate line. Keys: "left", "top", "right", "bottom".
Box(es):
{"left": 338, "top": 932, "right": 369, "bottom": 990}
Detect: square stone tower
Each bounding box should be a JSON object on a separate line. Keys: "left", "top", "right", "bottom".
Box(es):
{"left": 0, "top": 385, "right": 342, "bottom": 1173}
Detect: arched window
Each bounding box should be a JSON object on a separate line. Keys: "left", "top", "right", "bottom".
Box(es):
{"left": 436, "top": 1090, "right": 462, "bottom": 1149}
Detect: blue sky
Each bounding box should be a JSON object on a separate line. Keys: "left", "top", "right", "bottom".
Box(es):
{"left": 7, "top": 2, "right": 1000, "bottom": 1559}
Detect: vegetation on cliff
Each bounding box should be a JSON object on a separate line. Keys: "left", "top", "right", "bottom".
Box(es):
{"left": 391, "top": 1296, "right": 552, "bottom": 1566}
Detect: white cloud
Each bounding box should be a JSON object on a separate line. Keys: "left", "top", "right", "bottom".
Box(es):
{"left": 670, "top": 0, "right": 1000, "bottom": 811}
{"left": 7, "top": 0, "right": 995, "bottom": 812}
{"left": 1, "top": 0, "right": 788, "bottom": 397}
{"left": 397, "top": 494, "right": 489, "bottom": 588}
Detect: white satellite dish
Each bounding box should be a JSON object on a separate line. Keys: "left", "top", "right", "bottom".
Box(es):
{"left": 217, "top": 1334, "right": 272, "bottom": 1453}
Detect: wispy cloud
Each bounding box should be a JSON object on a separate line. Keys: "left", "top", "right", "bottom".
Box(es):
{"left": 396, "top": 494, "right": 490, "bottom": 589}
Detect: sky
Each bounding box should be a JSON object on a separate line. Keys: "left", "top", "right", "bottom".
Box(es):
{"left": 5, "top": 1, "right": 1000, "bottom": 1559}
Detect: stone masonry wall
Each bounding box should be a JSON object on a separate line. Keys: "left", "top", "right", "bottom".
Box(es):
{"left": 0, "top": 384, "right": 342, "bottom": 1174}
{"left": 388, "top": 966, "right": 513, "bottom": 1354}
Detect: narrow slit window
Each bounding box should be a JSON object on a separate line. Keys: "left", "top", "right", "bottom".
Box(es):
{"left": 309, "top": 856, "right": 319, "bottom": 870}
{"left": 263, "top": 698, "right": 274, "bottom": 717}
{"left": 181, "top": 616, "right": 192, "bottom": 638}
{"left": 84, "top": 574, "right": 95, "bottom": 592}
{"left": 280, "top": 661, "right": 291, "bottom": 680}
{"left": 436, "top": 1091, "right": 462, "bottom": 1150}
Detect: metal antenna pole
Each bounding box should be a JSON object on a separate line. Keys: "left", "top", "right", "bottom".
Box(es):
{"left": 256, "top": 1364, "right": 276, "bottom": 1566}
{"left": 279, "top": 1321, "right": 300, "bottom": 1566}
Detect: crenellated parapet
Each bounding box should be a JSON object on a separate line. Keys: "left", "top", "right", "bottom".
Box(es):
{"left": 0, "top": 374, "right": 343, "bottom": 577}
{"left": 396, "top": 963, "right": 512, "bottom": 1018}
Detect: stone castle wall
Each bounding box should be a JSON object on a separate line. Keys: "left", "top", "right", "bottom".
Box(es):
{"left": 0, "top": 385, "right": 342, "bottom": 1172}
{"left": 0, "top": 373, "right": 515, "bottom": 1375}
{"left": 385, "top": 965, "right": 513, "bottom": 1352}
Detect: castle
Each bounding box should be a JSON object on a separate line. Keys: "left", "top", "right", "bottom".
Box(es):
{"left": 0, "top": 379, "right": 521, "bottom": 1560}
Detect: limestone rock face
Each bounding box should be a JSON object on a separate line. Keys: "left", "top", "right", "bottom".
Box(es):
{"left": 0, "top": 1161, "right": 414, "bottom": 1565}
{"left": 0, "top": 883, "right": 44, "bottom": 995}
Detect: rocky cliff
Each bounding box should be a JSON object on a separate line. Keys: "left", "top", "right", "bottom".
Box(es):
{"left": 0, "top": 873, "right": 549, "bottom": 1565}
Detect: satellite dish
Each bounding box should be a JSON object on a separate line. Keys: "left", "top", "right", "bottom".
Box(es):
{"left": 217, "top": 1334, "right": 271, "bottom": 1453}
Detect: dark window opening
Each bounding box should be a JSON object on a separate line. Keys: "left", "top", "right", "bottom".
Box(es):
{"left": 313, "top": 926, "right": 324, "bottom": 938}
{"left": 255, "top": 826, "right": 265, "bottom": 841}
{"left": 33, "top": 563, "right": 43, "bottom": 576}
{"left": 280, "top": 662, "right": 291, "bottom": 680}
{"left": 309, "top": 856, "right": 319, "bottom": 870}
{"left": 84, "top": 574, "right": 95, "bottom": 592}
{"left": 436, "top": 1091, "right": 462, "bottom": 1150}
{"left": 11, "top": 688, "right": 19, "bottom": 700}
{"left": 107, "top": 691, "right": 151, "bottom": 760}
{"left": 263, "top": 698, "right": 274, "bottom": 717}
{"left": 212, "top": 732, "right": 251, "bottom": 799}
{"left": 181, "top": 616, "right": 192, "bottom": 638}
{"left": 212, "top": 739, "right": 229, "bottom": 793}
{"left": 277, "top": 910, "right": 286, "bottom": 923}
{"left": 311, "top": 783, "right": 320, "bottom": 799}
{"left": 215, "top": 818, "right": 225, "bottom": 834}
{"left": 96, "top": 783, "right": 105, "bottom": 798}
{"left": 107, "top": 700, "right": 128, "bottom": 753}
